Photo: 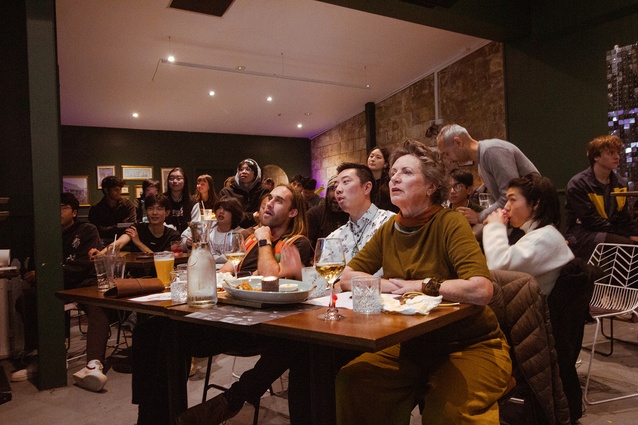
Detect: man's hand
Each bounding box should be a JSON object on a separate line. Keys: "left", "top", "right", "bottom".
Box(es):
{"left": 456, "top": 207, "right": 480, "bottom": 225}
{"left": 254, "top": 226, "right": 272, "bottom": 242}
{"left": 278, "top": 244, "right": 303, "bottom": 280}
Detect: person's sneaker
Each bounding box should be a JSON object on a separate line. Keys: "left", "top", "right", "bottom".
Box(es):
{"left": 176, "top": 393, "right": 241, "bottom": 425}
{"left": 72, "top": 359, "right": 108, "bottom": 392}
{"left": 10, "top": 364, "right": 37, "bottom": 382}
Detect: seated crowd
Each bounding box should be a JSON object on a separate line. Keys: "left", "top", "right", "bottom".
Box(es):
{"left": 14, "top": 126, "right": 638, "bottom": 425}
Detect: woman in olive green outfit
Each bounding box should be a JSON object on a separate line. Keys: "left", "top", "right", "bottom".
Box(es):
{"left": 337, "top": 140, "right": 511, "bottom": 425}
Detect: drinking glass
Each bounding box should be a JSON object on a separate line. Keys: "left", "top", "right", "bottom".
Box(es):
{"left": 154, "top": 251, "right": 175, "bottom": 288}
{"left": 314, "top": 238, "right": 346, "bottom": 321}
{"left": 223, "top": 231, "right": 246, "bottom": 279}
{"left": 478, "top": 193, "right": 490, "bottom": 209}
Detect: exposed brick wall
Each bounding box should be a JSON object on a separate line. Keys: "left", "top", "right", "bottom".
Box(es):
{"left": 311, "top": 42, "right": 505, "bottom": 189}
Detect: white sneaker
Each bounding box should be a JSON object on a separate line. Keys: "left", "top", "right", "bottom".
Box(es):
{"left": 72, "top": 359, "right": 108, "bottom": 392}
{"left": 10, "top": 364, "right": 37, "bottom": 382}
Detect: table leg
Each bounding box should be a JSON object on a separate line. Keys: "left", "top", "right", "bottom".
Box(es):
{"left": 167, "top": 319, "right": 188, "bottom": 425}
{"left": 308, "top": 344, "right": 360, "bottom": 425}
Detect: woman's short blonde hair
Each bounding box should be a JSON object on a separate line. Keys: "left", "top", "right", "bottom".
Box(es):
{"left": 389, "top": 139, "right": 449, "bottom": 205}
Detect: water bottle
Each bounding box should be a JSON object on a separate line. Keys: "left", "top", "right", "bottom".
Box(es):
{"left": 187, "top": 220, "right": 217, "bottom": 307}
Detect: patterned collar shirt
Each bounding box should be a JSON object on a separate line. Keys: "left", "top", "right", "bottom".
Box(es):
{"left": 327, "top": 203, "right": 395, "bottom": 276}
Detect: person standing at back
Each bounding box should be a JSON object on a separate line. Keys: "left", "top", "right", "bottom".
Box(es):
{"left": 565, "top": 135, "right": 638, "bottom": 259}
{"left": 437, "top": 124, "right": 539, "bottom": 224}
{"left": 89, "top": 175, "right": 136, "bottom": 245}
{"left": 134, "top": 178, "right": 161, "bottom": 223}
{"left": 220, "top": 158, "right": 270, "bottom": 228}
{"left": 163, "top": 167, "right": 193, "bottom": 233}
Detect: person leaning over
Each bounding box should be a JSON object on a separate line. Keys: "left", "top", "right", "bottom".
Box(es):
{"left": 89, "top": 175, "right": 136, "bottom": 243}
{"left": 336, "top": 139, "right": 511, "bottom": 425}
{"left": 565, "top": 134, "right": 638, "bottom": 259}
{"left": 437, "top": 124, "right": 539, "bottom": 224}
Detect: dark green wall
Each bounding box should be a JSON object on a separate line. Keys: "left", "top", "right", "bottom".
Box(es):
{"left": 60, "top": 126, "right": 312, "bottom": 212}
{"left": 504, "top": 7, "right": 638, "bottom": 189}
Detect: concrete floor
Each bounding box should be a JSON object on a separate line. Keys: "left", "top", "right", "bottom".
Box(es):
{"left": 1, "top": 318, "right": 637, "bottom": 424}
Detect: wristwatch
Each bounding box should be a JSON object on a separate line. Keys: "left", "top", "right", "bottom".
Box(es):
{"left": 258, "top": 239, "right": 272, "bottom": 247}
{"left": 421, "top": 277, "right": 442, "bottom": 297}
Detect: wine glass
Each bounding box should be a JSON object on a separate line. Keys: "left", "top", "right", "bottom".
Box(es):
{"left": 314, "top": 238, "right": 346, "bottom": 321}
{"left": 223, "top": 231, "right": 246, "bottom": 279}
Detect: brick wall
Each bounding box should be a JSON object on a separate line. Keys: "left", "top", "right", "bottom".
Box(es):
{"left": 311, "top": 42, "right": 506, "bottom": 188}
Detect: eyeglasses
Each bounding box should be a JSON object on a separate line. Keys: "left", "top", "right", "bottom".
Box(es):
{"left": 60, "top": 205, "right": 72, "bottom": 211}
{"left": 168, "top": 176, "right": 184, "bottom": 182}
{"left": 451, "top": 183, "right": 466, "bottom": 192}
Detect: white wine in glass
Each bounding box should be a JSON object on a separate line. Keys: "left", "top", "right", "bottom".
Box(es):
{"left": 315, "top": 238, "right": 346, "bottom": 321}
{"left": 223, "top": 231, "right": 246, "bottom": 278}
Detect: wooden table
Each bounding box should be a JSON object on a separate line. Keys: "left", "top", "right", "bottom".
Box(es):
{"left": 610, "top": 190, "right": 638, "bottom": 196}
{"left": 57, "top": 286, "right": 481, "bottom": 424}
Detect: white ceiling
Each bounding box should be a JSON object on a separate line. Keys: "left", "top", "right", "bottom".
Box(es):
{"left": 55, "top": 0, "right": 487, "bottom": 139}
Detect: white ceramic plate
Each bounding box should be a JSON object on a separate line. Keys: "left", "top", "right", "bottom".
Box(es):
{"left": 222, "top": 277, "right": 313, "bottom": 304}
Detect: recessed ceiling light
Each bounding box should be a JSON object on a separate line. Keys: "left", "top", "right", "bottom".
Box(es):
{"left": 132, "top": 112, "right": 139, "bottom": 118}
{"left": 167, "top": 55, "right": 175, "bottom": 63}
{"left": 266, "top": 96, "right": 273, "bottom": 102}
{"left": 209, "top": 90, "right": 215, "bottom": 96}
{"left": 297, "top": 123, "right": 303, "bottom": 128}
{"left": 236, "top": 65, "right": 245, "bottom": 71}
{"left": 304, "top": 112, "right": 311, "bottom": 116}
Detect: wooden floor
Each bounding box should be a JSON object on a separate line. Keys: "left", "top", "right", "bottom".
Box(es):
{"left": 1, "top": 319, "right": 637, "bottom": 424}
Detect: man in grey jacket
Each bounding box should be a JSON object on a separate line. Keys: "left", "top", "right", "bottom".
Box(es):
{"left": 437, "top": 124, "right": 539, "bottom": 223}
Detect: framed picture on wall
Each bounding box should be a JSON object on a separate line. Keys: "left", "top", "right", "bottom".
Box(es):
{"left": 96, "top": 165, "right": 115, "bottom": 189}
{"left": 122, "top": 165, "right": 153, "bottom": 180}
{"left": 134, "top": 185, "right": 143, "bottom": 199}
{"left": 62, "top": 176, "right": 90, "bottom": 206}
{"left": 121, "top": 186, "right": 130, "bottom": 195}
{"left": 161, "top": 168, "right": 175, "bottom": 193}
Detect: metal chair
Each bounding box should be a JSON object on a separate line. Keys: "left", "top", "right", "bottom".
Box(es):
{"left": 584, "top": 243, "right": 638, "bottom": 405}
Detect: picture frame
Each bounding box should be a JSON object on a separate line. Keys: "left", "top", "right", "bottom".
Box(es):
{"left": 161, "top": 168, "right": 176, "bottom": 193}
{"left": 121, "top": 186, "right": 130, "bottom": 195}
{"left": 122, "top": 165, "right": 153, "bottom": 180}
{"left": 134, "top": 185, "right": 143, "bottom": 199}
{"left": 62, "top": 176, "right": 90, "bottom": 206}
{"left": 96, "top": 165, "right": 115, "bottom": 189}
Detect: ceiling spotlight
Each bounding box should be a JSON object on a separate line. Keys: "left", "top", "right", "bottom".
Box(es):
{"left": 132, "top": 112, "right": 139, "bottom": 118}
{"left": 297, "top": 123, "right": 303, "bottom": 128}
{"left": 209, "top": 90, "right": 215, "bottom": 96}
{"left": 266, "top": 96, "right": 273, "bottom": 102}
{"left": 167, "top": 55, "right": 175, "bottom": 63}
{"left": 236, "top": 65, "right": 245, "bottom": 71}
{"left": 304, "top": 112, "right": 312, "bottom": 116}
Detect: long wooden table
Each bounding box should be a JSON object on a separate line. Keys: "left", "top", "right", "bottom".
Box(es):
{"left": 57, "top": 286, "right": 481, "bottom": 424}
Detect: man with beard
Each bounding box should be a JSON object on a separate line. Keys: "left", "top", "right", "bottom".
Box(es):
{"left": 133, "top": 184, "right": 313, "bottom": 424}
{"left": 306, "top": 177, "right": 349, "bottom": 247}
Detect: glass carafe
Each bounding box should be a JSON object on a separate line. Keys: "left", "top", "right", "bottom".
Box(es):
{"left": 187, "top": 220, "right": 217, "bottom": 307}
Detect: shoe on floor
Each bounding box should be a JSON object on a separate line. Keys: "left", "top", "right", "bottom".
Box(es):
{"left": 176, "top": 393, "right": 241, "bottom": 425}
{"left": 10, "top": 364, "right": 37, "bottom": 382}
{"left": 73, "top": 359, "right": 108, "bottom": 392}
